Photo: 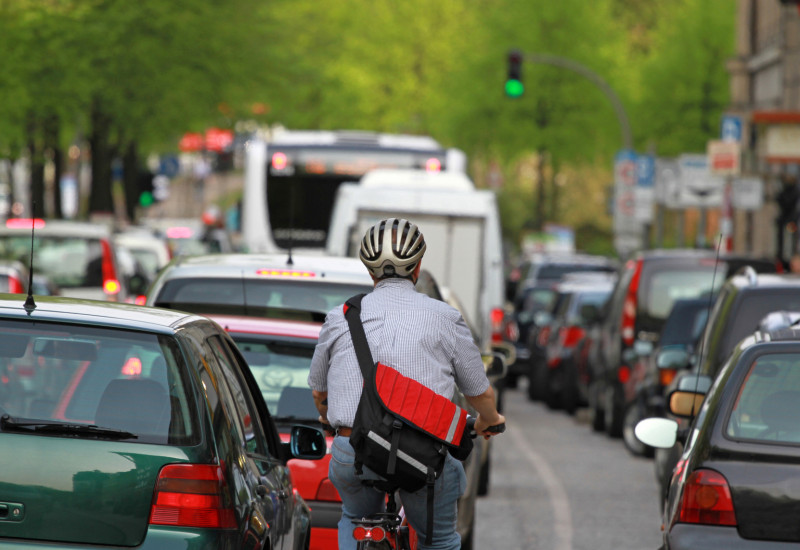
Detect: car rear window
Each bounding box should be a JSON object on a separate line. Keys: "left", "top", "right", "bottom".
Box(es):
{"left": 0, "top": 320, "right": 199, "bottom": 445}
{"left": 229, "top": 334, "right": 318, "bottom": 422}
{"left": 536, "top": 263, "right": 614, "bottom": 282}
{"left": 0, "top": 235, "right": 102, "bottom": 289}
{"left": 640, "top": 266, "right": 718, "bottom": 325}
{"left": 727, "top": 353, "right": 800, "bottom": 444}
{"left": 154, "top": 278, "right": 371, "bottom": 317}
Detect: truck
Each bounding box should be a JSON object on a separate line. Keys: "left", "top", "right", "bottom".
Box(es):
{"left": 326, "top": 168, "right": 505, "bottom": 349}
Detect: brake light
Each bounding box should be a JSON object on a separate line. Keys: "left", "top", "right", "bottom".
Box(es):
{"left": 617, "top": 364, "right": 631, "bottom": 384}
{"left": 121, "top": 357, "right": 142, "bottom": 376}
{"left": 353, "top": 526, "right": 386, "bottom": 542}
{"left": 100, "top": 239, "right": 120, "bottom": 296}
{"left": 490, "top": 307, "right": 505, "bottom": 344}
{"left": 166, "top": 227, "right": 194, "bottom": 239}
{"left": 559, "top": 326, "right": 585, "bottom": 349}
{"left": 256, "top": 269, "right": 316, "bottom": 278}
{"left": 6, "top": 218, "right": 45, "bottom": 229}
{"left": 271, "top": 152, "right": 289, "bottom": 171}
{"left": 678, "top": 469, "right": 736, "bottom": 526}
{"left": 8, "top": 275, "right": 24, "bottom": 294}
{"left": 135, "top": 295, "right": 147, "bottom": 306}
{"left": 150, "top": 464, "right": 236, "bottom": 529}
{"left": 425, "top": 158, "right": 442, "bottom": 172}
{"left": 316, "top": 478, "right": 341, "bottom": 502}
{"left": 621, "top": 259, "right": 643, "bottom": 346}
{"left": 659, "top": 368, "right": 677, "bottom": 387}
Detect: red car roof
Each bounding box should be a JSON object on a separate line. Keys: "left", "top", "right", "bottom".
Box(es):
{"left": 206, "top": 314, "right": 322, "bottom": 339}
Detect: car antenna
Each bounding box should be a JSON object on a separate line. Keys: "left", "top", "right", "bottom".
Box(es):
{"left": 24, "top": 205, "right": 37, "bottom": 312}
{"left": 689, "top": 234, "right": 724, "bottom": 418}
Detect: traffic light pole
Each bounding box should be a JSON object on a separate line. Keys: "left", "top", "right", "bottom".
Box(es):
{"left": 521, "top": 53, "right": 632, "bottom": 151}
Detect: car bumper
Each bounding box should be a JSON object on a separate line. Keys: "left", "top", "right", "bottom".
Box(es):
{"left": 667, "top": 523, "right": 800, "bottom": 549}
{"left": 0, "top": 529, "right": 238, "bottom": 550}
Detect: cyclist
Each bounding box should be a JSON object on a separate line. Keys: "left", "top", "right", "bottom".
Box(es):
{"left": 309, "top": 217, "right": 505, "bottom": 550}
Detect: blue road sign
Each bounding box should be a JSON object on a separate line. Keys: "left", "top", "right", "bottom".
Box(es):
{"left": 636, "top": 154, "right": 655, "bottom": 188}
{"left": 721, "top": 115, "right": 742, "bottom": 142}
{"left": 159, "top": 155, "right": 180, "bottom": 179}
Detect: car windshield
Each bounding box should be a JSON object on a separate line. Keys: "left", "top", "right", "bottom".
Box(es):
{"left": 0, "top": 319, "right": 198, "bottom": 445}
{"left": 154, "top": 277, "right": 371, "bottom": 317}
{"left": 727, "top": 353, "right": 800, "bottom": 444}
{"left": 0, "top": 235, "right": 102, "bottom": 289}
{"left": 229, "top": 334, "right": 318, "bottom": 422}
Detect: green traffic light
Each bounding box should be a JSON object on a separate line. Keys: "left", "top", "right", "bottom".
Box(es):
{"left": 139, "top": 191, "right": 154, "bottom": 207}
{"left": 505, "top": 79, "right": 524, "bottom": 98}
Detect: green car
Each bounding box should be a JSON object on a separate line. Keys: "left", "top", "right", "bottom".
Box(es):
{"left": 0, "top": 294, "right": 325, "bottom": 549}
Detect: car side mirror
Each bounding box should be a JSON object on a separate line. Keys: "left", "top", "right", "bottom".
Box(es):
{"left": 667, "top": 387, "right": 709, "bottom": 418}
{"left": 656, "top": 346, "right": 692, "bottom": 370}
{"left": 490, "top": 341, "right": 516, "bottom": 369}
{"left": 285, "top": 425, "right": 327, "bottom": 460}
{"left": 634, "top": 417, "right": 678, "bottom": 448}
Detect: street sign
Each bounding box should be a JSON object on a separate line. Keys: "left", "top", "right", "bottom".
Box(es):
{"left": 613, "top": 150, "right": 641, "bottom": 238}
{"left": 635, "top": 154, "right": 655, "bottom": 222}
{"left": 721, "top": 115, "right": 742, "bottom": 142}
{"left": 676, "top": 154, "right": 724, "bottom": 208}
{"left": 707, "top": 140, "right": 741, "bottom": 176}
{"left": 655, "top": 158, "right": 681, "bottom": 208}
{"left": 731, "top": 177, "right": 764, "bottom": 210}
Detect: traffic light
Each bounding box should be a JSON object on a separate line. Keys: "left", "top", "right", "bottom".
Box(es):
{"left": 505, "top": 50, "right": 524, "bottom": 98}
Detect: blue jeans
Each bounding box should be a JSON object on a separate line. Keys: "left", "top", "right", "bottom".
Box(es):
{"left": 329, "top": 435, "right": 467, "bottom": 550}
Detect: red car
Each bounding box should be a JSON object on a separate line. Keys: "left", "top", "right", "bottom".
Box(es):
{"left": 206, "top": 314, "right": 340, "bottom": 550}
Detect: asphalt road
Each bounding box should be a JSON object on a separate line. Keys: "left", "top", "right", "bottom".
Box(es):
{"left": 474, "top": 384, "right": 663, "bottom": 550}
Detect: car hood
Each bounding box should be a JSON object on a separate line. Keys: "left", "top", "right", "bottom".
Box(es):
{"left": 0, "top": 433, "right": 192, "bottom": 546}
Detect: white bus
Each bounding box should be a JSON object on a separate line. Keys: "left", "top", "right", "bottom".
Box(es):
{"left": 241, "top": 129, "right": 466, "bottom": 253}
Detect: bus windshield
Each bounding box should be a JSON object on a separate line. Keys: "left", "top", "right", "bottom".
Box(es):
{"left": 265, "top": 145, "right": 447, "bottom": 249}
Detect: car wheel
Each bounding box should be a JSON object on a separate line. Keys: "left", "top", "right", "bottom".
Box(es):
{"left": 545, "top": 369, "right": 561, "bottom": 410}
{"left": 477, "top": 452, "right": 490, "bottom": 496}
{"left": 604, "top": 386, "right": 623, "bottom": 438}
{"left": 589, "top": 384, "right": 605, "bottom": 432}
{"left": 527, "top": 364, "right": 546, "bottom": 401}
{"left": 622, "top": 402, "right": 653, "bottom": 457}
{"left": 561, "top": 362, "right": 579, "bottom": 415}
{"left": 504, "top": 372, "right": 519, "bottom": 389}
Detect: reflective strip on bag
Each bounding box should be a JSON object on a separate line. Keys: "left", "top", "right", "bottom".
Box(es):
{"left": 367, "top": 431, "right": 428, "bottom": 475}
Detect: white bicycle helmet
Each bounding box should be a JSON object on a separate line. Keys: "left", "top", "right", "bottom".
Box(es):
{"left": 359, "top": 218, "right": 426, "bottom": 279}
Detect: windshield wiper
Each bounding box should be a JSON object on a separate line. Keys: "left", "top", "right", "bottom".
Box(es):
{"left": 0, "top": 415, "right": 137, "bottom": 440}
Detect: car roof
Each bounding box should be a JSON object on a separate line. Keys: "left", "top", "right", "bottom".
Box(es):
{"left": 0, "top": 219, "right": 113, "bottom": 238}
{"left": 205, "top": 314, "right": 322, "bottom": 340}
{"left": 727, "top": 272, "right": 800, "bottom": 290}
{"left": 0, "top": 294, "right": 203, "bottom": 333}
{"left": 158, "top": 253, "right": 373, "bottom": 284}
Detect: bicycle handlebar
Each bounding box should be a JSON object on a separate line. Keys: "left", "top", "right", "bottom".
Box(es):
{"left": 465, "top": 415, "right": 506, "bottom": 438}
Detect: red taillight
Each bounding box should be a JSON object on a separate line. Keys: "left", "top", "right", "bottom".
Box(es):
{"left": 100, "top": 239, "right": 120, "bottom": 296}
{"left": 617, "top": 365, "right": 631, "bottom": 384}
{"left": 6, "top": 218, "right": 45, "bottom": 229}
{"left": 150, "top": 464, "right": 236, "bottom": 529}
{"left": 272, "top": 152, "right": 289, "bottom": 171}
{"left": 425, "top": 157, "right": 442, "bottom": 172}
{"left": 621, "top": 259, "right": 642, "bottom": 346}
{"left": 490, "top": 307, "right": 505, "bottom": 343}
{"left": 135, "top": 295, "right": 147, "bottom": 306}
{"left": 8, "top": 275, "right": 24, "bottom": 294}
{"left": 659, "top": 368, "right": 677, "bottom": 387}
{"left": 678, "top": 469, "right": 736, "bottom": 526}
{"left": 121, "top": 357, "right": 142, "bottom": 376}
{"left": 316, "top": 479, "right": 341, "bottom": 502}
{"left": 559, "top": 326, "right": 585, "bottom": 349}
{"left": 353, "top": 526, "right": 386, "bottom": 542}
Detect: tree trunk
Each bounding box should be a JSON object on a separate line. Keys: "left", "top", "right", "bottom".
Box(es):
{"left": 88, "top": 98, "right": 115, "bottom": 216}
{"left": 44, "top": 113, "right": 63, "bottom": 219}
{"left": 27, "top": 113, "right": 45, "bottom": 218}
{"left": 122, "top": 141, "right": 139, "bottom": 223}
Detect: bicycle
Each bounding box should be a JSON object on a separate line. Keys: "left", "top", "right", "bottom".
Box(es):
{"left": 351, "top": 416, "right": 505, "bottom": 549}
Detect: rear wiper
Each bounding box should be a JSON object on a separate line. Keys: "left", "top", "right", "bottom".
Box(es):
{"left": 0, "top": 415, "right": 138, "bottom": 440}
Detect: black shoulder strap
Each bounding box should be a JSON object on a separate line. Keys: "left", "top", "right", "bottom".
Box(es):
{"left": 344, "top": 294, "right": 374, "bottom": 378}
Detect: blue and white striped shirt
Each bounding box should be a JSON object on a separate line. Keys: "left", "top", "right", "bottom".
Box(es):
{"left": 308, "top": 277, "right": 490, "bottom": 430}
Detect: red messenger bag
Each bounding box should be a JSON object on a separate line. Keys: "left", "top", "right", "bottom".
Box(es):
{"left": 343, "top": 294, "right": 473, "bottom": 545}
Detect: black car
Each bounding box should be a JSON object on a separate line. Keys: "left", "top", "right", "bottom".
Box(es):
{"left": 653, "top": 268, "right": 800, "bottom": 504}
{"left": 0, "top": 294, "right": 325, "bottom": 549}
{"left": 636, "top": 322, "right": 800, "bottom": 548}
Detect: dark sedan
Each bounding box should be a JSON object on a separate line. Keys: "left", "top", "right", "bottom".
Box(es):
{"left": 0, "top": 294, "right": 324, "bottom": 549}
{"left": 636, "top": 323, "right": 800, "bottom": 548}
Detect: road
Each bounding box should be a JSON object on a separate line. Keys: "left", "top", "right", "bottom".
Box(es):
{"left": 474, "top": 385, "right": 663, "bottom": 550}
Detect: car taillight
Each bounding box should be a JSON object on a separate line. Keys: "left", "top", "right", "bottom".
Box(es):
{"left": 678, "top": 469, "right": 736, "bottom": 526}
{"left": 617, "top": 364, "right": 631, "bottom": 384}
{"left": 150, "top": 464, "right": 236, "bottom": 529}
{"left": 353, "top": 526, "right": 386, "bottom": 542}
{"left": 490, "top": 307, "right": 505, "bottom": 343}
{"left": 559, "top": 326, "right": 585, "bottom": 349}
{"left": 316, "top": 479, "right": 341, "bottom": 502}
{"left": 659, "top": 368, "right": 677, "bottom": 387}
{"left": 8, "top": 275, "right": 24, "bottom": 294}
{"left": 100, "top": 239, "right": 120, "bottom": 296}
{"left": 135, "top": 295, "right": 147, "bottom": 306}
{"left": 621, "top": 259, "right": 642, "bottom": 346}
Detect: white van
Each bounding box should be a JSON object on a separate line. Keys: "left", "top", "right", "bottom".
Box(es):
{"left": 326, "top": 169, "right": 505, "bottom": 349}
